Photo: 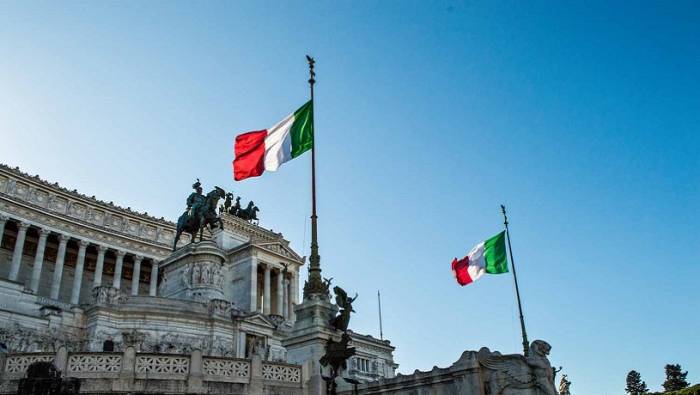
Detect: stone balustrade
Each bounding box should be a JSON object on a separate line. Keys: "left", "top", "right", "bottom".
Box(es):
{"left": 67, "top": 352, "right": 123, "bottom": 378}
{"left": 2, "top": 353, "right": 55, "bottom": 378}
{"left": 202, "top": 356, "right": 250, "bottom": 383}
{"left": 0, "top": 348, "right": 306, "bottom": 394}
{"left": 261, "top": 360, "right": 302, "bottom": 383}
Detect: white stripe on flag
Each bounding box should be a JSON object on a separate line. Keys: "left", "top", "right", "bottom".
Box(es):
{"left": 467, "top": 241, "right": 486, "bottom": 282}
{"left": 264, "top": 113, "right": 295, "bottom": 171}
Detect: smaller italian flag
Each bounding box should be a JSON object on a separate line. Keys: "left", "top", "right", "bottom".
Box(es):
{"left": 233, "top": 101, "right": 313, "bottom": 181}
{"left": 452, "top": 231, "right": 509, "bottom": 286}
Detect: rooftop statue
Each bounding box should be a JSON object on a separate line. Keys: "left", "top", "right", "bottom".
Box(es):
{"left": 559, "top": 374, "right": 571, "bottom": 395}
{"left": 221, "top": 193, "right": 233, "bottom": 215}
{"left": 219, "top": 193, "right": 259, "bottom": 224}
{"left": 235, "top": 200, "right": 259, "bottom": 224}
{"left": 321, "top": 285, "right": 359, "bottom": 395}
{"left": 478, "top": 339, "right": 557, "bottom": 395}
{"left": 329, "top": 286, "right": 357, "bottom": 333}
{"left": 173, "top": 180, "right": 225, "bottom": 250}
{"left": 320, "top": 333, "right": 356, "bottom": 395}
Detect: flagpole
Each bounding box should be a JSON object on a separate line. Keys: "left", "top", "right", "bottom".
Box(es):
{"left": 378, "top": 290, "right": 384, "bottom": 340}
{"left": 304, "top": 55, "right": 326, "bottom": 298}
{"left": 500, "top": 204, "right": 529, "bottom": 357}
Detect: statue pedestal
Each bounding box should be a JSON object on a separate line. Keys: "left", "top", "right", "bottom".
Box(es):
{"left": 283, "top": 294, "right": 338, "bottom": 395}
{"left": 159, "top": 241, "right": 227, "bottom": 302}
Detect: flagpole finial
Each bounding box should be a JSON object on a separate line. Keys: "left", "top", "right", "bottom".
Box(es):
{"left": 500, "top": 204, "right": 508, "bottom": 226}
{"left": 306, "top": 54, "right": 315, "bottom": 87}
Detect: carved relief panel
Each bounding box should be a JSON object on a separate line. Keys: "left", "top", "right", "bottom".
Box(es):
{"left": 48, "top": 195, "right": 69, "bottom": 213}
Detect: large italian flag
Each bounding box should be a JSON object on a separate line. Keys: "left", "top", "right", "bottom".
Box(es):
{"left": 233, "top": 101, "right": 313, "bottom": 181}
{"left": 451, "top": 231, "right": 509, "bottom": 286}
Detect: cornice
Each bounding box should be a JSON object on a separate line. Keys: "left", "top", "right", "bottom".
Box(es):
{"left": 226, "top": 241, "right": 304, "bottom": 266}
{"left": 348, "top": 330, "right": 395, "bottom": 352}
{"left": 0, "top": 163, "right": 300, "bottom": 259}
{"left": 219, "top": 213, "right": 285, "bottom": 243}
{"left": 0, "top": 163, "right": 173, "bottom": 226}
{"left": 0, "top": 198, "right": 169, "bottom": 258}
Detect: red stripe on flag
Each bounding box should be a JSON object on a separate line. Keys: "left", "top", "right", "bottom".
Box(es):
{"left": 233, "top": 130, "right": 267, "bottom": 181}
{"left": 451, "top": 256, "right": 473, "bottom": 286}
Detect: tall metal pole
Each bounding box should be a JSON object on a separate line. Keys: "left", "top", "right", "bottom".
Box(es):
{"left": 500, "top": 204, "right": 529, "bottom": 356}
{"left": 378, "top": 290, "right": 384, "bottom": 340}
{"left": 304, "top": 55, "right": 326, "bottom": 299}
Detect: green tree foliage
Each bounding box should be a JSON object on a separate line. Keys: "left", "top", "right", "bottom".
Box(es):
{"left": 663, "top": 364, "right": 690, "bottom": 392}
{"left": 649, "top": 383, "right": 700, "bottom": 395}
{"left": 626, "top": 370, "right": 649, "bottom": 394}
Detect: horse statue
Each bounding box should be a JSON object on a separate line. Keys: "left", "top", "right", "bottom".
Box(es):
{"left": 173, "top": 186, "right": 225, "bottom": 251}
{"left": 220, "top": 193, "right": 233, "bottom": 215}
{"left": 236, "top": 201, "right": 259, "bottom": 224}
{"left": 230, "top": 196, "right": 241, "bottom": 216}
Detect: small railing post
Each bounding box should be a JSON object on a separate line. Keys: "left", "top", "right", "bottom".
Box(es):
{"left": 248, "top": 354, "right": 263, "bottom": 395}
{"left": 55, "top": 346, "right": 68, "bottom": 373}
{"left": 188, "top": 349, "right": 204, "bottom": 393}
{"left": 115, "top": 346, "right": 136, "bottom": 392}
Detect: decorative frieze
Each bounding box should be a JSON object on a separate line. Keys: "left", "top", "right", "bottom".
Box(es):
{"left": 0, "top": 323, "right": 81, "bottom": 353}
{"left": 92, "top": 286, "right": 126, "bottom": 306}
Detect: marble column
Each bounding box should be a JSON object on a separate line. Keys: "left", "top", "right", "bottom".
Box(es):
{"left": 0, "top": 215, "right": 7, "bottom": 244}
{"left": 149, "top": 260, "right": 158, "bottom": 296}
{"left": 283, "top": 274, "right": 289, "bottom": 319}
{"left": 92, "top": 245, "right": 106, "bottom": 288}
{"left": 8, "top": 221, "right": 30, "bottom": 281}
{"left": 289, "top": 271, "right": 297, "bottom": 321}
{"left": 276, "top": 269, "right": 284, "bottom": 316}
{"left": 237, "top": 331, "right": 247, "bottom": 358}
{"left": 70, "top": 240, "right": 89, "bottom": 304}
{"left": 263, "top": 265, "right": 271, "bottom": 315}
{"left": 29, "top": 228, "right": 51, "bottom": 293}
{"left": 131, "top": 255, "right": 143, "bottom": 296}
{"left": 50, "top": 234, "right": 69, "bottom": 299}
{"left": 113, "top": 250, "right": 125, "bottom": 289}
{"left": 250, "top": 259, "right": 258, "bottom": 312}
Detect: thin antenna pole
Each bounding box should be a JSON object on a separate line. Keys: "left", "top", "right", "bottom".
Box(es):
{"left": 500, "top": 204, "right": 529, "bottom": 357}
{"left": 378, "top": 290, "right": 384, "bottom": 340}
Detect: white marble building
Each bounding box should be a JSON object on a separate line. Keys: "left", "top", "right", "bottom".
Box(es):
{"left": 0, "top": 163, "right": 397, "bottom": 393}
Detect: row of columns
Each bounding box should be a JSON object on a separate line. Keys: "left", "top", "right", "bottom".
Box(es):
{"left": 260, "top": 262, "right": 297, "bottom": 320}
{"left": 0, "top": 215, "right": 159, "bottom": 304}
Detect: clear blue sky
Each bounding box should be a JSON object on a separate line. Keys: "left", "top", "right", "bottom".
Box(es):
{"left": 1, "top": 1, "right": 698, "bottom": 394}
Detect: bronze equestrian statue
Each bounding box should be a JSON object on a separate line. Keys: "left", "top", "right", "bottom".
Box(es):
{"left": 173, "top": 180, "right": 225, "bottom": 251}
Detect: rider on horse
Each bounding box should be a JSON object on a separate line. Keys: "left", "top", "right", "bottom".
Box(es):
{"left": 186, "top": 179, "right": 206, "bottom": 220}
{"left": 173, "top": 180, "right": 225, "bottom": 251}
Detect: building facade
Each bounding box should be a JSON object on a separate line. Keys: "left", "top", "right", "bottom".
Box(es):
{"left": 0, "top": 164, "right": 396, "bottom": 394}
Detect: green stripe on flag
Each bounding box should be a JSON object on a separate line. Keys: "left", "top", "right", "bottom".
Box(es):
{"left": 484, "top": 231, "right": 509, "bottom": 274}
{"left": 290, "top": 100, "right": 314, "bottom": 158}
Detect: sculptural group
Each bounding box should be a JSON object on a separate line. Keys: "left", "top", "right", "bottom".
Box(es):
{"left": 478, "top": 339, "right": 557, "bottom": 395}
{"left": 220, "top": 192, "right": 260, "bottom": 224}
{"left": 320, "top": 281, "right": 358, "bottom": 395}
